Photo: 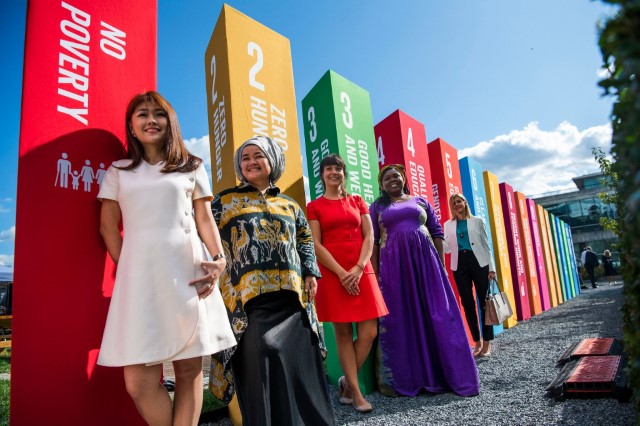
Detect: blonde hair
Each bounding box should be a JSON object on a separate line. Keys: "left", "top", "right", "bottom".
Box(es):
{"left": 449, "top": 193, "right": 472, "bottom": 220}
{"left": 604, "top": 249, "right": 612, "bottom": 257}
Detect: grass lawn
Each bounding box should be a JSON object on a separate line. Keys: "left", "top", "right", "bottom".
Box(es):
{"left": 0, "top": 380, "right": 8, "bottom": 426}
{"left": 0, "top": 349, "right": 9, "bottom": 426}
{"left": 0, "top": 350, "right": 9, "bottom": 374}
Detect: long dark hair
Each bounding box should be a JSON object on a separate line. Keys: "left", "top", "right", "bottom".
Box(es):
{"left": 374, "top": 165, "right": 410, "bottom": 210}
{"left": 320, "top": 154, "right": 348, "bottom": 196}
{"left": 118, "top": 91, "right": 202, "bottom": 173}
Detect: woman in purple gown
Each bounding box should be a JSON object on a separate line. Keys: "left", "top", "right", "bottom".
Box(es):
{"left": 370, "top": 164, "right": 479, "bottom": 397}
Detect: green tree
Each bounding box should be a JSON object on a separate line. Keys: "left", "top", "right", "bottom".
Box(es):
{"left": 591, "top": 147, "right": 619, "bottom": 234}
{"left": 597, "top": 0, "right": 640, "bottom": 415}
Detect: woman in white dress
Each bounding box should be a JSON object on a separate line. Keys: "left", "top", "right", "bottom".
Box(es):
{"left": 98, "top": 91, "right": 236, "bottom": 426}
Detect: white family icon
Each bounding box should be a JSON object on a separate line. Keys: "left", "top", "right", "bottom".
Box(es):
{"left": 55, "top": 153, "right": 107, "bottom": 192}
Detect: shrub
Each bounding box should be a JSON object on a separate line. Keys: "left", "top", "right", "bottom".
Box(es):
{"left": 597, "top": 0, "right": 640, "bottom": 417}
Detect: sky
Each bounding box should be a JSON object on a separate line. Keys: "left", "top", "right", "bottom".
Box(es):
{"left": 0, "top": 0, "right": 616, "bottom": 267}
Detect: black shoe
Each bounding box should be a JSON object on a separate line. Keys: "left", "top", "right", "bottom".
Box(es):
{"left": 581, "top": 285, "right": 588, "bottom": 290}
{"left": 592, "top": 284, "right": 599, "bottom": 288}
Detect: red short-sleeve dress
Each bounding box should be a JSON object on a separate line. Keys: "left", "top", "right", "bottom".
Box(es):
{"left": 307, "top": 195, "right": 388, "bottom": 323}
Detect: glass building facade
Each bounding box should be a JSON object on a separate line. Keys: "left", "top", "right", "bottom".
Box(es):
{"left": 545, "top": 195, "right": 617, "bottom": 233}
{"left": 531, "top": 172, "right": 619, "bottom": 267}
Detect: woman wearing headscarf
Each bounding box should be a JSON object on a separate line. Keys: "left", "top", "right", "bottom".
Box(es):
{"left": 209, "top": 136, "right": 335, "bottom": 426}
{"left": 370, "top": 164, "right": 479, "bottom": 397}
{"left": 444, "top": 193, "right": 496, "bottom": 357}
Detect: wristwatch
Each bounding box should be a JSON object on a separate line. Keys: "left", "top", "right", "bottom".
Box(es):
{"left": 211, "top": 253, "right": 226, "bottom": 261}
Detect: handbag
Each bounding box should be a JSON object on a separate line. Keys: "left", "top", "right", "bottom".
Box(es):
{"left": 484, "top": 277, "right": 513, "bottom": 325}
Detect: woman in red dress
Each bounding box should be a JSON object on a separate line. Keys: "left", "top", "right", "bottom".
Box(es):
{"left": 307, "top": 154, "right": 388, "bottom": 413}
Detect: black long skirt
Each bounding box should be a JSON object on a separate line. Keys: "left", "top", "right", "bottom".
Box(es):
{"left": 231, "top": 290, "right": 335, "bottom": 426}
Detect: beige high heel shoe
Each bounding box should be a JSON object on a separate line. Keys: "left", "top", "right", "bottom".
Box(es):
{"left": 473, "top": 340, "right": 483, "bottom": 357}
{"left": 479, "top": 341, "right": 492, "bottom": 357}
{"left": 337, "top": 376, "right": 353, "bottom": 405}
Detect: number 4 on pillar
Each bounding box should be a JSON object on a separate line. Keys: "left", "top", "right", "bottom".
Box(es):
{"left": 374, "top": 110, "right": 434, "bottom": 206}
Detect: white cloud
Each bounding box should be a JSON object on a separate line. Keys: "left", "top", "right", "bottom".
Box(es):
{"left": 458, "top": 121, "right": 612, "bottom": 196}
{"left": 596, "top": 67, "right": 611, "bottom": 80}
{"left": 0, "top": 226, "right": 15, "bottom": 243}
{"left": 185, "top": 135, "right": 211, "bottom": 173}
{"left": 0, "top": 255, "right": 13, "bottom": 267}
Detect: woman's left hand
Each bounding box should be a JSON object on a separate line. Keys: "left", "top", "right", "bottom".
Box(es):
{"left": 304, "top": 276, "right": 318, "bottom": 302}
{"left": 190, "top": 259, "right": 226, "bottom": 299}
{"left": 488, "top": 271, "right": 496, "bottom": 280}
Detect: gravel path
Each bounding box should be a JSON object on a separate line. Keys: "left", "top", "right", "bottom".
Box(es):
{"left": 204, "top": 281, "right": 636, "bottom": 425}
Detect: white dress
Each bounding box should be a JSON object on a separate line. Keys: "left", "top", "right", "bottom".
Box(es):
{"left": 97, "top": 159, "right": 236, "bottom": 366}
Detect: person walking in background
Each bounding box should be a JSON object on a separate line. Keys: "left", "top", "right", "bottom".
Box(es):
{"left": 370, "top": 164, "right": 479, "bottom": 397}
{"left": 209, "top": 136, "right": 334, "bottom": 426}
{"left": 580, "top": 246, "right": 589, "bottom": 267}
{"left": 307, "top": 154, "right": 388, "bottom": 414}
{"left": 97, "top": 91, "right": 236, "bottom": 425}
{"left": 602, "top": 249, "right": 616, "bottom": 285}
{"left": 584, "top": 246, "right": 600, "bottom": 288}
{"left": 443, "top": 193, "right": 496, "bottom": 357}
{"left": 579, "top": 246, "right": 590, "bottom": 290}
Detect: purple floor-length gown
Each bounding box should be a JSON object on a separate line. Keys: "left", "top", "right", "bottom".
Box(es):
{"left": 370, "top": 196, "right": 479, "bottom": 397}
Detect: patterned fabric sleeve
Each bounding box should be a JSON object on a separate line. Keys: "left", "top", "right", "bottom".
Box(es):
{"left": 210, "top": 193, "right": 222, "bottom": 224}
{"left": 416, "top": 197, "right": 444, "bottom": 239}
{"left": 370, "top": 201, "right": 381, "bottom": 245}
{"left": 208, "top": 190, "right": 238, "bottom": 404}
{"left": 294, "top": 203, "right": 322, "bottom": 279}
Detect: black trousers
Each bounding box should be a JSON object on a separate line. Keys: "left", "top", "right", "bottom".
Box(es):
{"left": 453, "top": 250, "right": 494, "bottom": 342}
{"left": 231, "top": 291, "right": 335, "bottom": 426}
{"left": 586, "top": 265, "right": 597, "bottom": 286}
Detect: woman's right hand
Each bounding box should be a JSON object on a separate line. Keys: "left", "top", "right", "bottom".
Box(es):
{"left": 189, "top": 259, "right": 226, "bottom": 299}
{"left": 339, "top": 267, "right": 361, "bottom": 295}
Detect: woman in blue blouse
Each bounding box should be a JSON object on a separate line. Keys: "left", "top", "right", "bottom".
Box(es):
{"left": 443, "top": 193, "right": 496, "bottom": 357}
{"left": 209, "top": 136, "right": 334, "bottom": 426}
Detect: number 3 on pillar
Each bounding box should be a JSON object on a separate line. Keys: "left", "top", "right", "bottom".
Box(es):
{"left": 340, "top": 92, "right": 353, "bottom": 129}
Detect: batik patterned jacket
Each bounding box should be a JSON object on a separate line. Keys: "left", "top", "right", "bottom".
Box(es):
{"left": 209, "top": 184, "right": 324, "bottom": 402}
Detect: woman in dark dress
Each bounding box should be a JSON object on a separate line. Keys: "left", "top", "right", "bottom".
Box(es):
{"left": 602, "top": 250, "right": 616, "bottom": 285}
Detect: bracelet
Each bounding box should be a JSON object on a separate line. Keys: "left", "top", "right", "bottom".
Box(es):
{"left": 211, "top": 253, "right": 226, "bottom": 261}
{"left": 355, "top": 264, "right": 364, "bottom": 271}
